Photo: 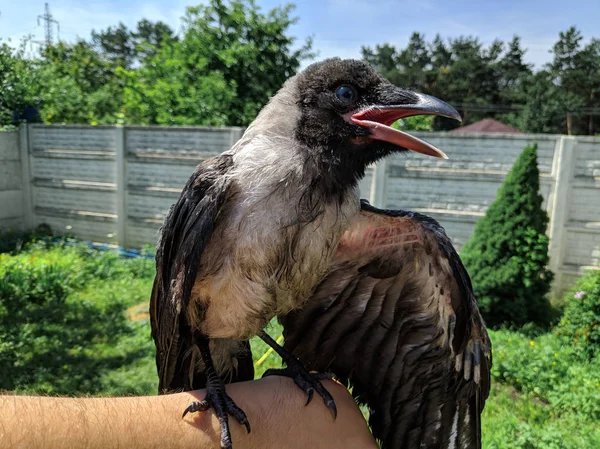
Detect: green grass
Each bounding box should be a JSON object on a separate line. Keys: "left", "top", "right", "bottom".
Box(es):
{"left": 251, "top": 320, "right": 285, "bottom": 377}
{"left": 484, "top": 329, "right": 600, "bottom": 448}
{"left": 483, "top": 385, "right": 600, "bottom": 449}
{"left": 1, "top": 239, "right": 598, "bottom": 447}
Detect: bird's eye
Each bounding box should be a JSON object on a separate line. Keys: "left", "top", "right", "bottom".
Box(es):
{"left": 335, "top": 85, "right": 357, "bottom": 105}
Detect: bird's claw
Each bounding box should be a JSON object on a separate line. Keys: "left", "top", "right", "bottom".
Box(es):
{"left": 183, "top": 382, "right": 250, "bottom": 449}
{"left": 263, "top": 367, "right": 338, "bottom": 418}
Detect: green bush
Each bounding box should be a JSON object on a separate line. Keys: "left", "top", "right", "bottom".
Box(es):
{"left": 556, "top": 270, "right": 600, "bottom": 360}
{"left": 461, "top": 144, "right": 554, "bottom": 328}
{"left": 0, "top": 224, "right": 54, "bottom": 254}
{"left": 0, "top": 242, "right": 156, "bottom": 395}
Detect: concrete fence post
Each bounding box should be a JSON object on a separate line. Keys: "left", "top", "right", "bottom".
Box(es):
{"left": 115, "top": 126, "right": 127, "bottom": 249}
{"left": 548, "top": 136, "right": 576, "bottom": 298}
{"left": 369, "top": 159, "right": 388, "bottom": 208}
{"left": 229, "top": 127, "right": 245, "bottom": 148}
{"left": 18, "top": 124, "right": 34, "bottom": 230}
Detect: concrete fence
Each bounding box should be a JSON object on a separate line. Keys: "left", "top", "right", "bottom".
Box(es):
{"left": 0, "top": 124, "right": 599, "bottom": 298}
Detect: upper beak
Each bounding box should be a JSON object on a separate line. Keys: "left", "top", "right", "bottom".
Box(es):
{"left": 349, "top": 88, "right": 462, "bottom": 159}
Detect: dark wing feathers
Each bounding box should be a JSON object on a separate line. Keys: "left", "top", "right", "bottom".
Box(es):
{"left": 150, "top": 155, "right": 254, "bottom": 393}
{"left": 280, "top": 200, "right": 491, "bottom": 449}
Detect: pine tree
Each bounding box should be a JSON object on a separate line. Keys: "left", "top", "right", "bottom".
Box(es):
{"left": 460, "top": 144, "right": 554, "bottom": 328}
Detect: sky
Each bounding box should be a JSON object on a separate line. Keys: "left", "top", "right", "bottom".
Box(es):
{"left": 1, "top": 0, "right": 599, "bottom": 68}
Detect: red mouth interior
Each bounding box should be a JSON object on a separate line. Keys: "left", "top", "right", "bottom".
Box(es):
{"left": 346, "top": 106, "right": 449, "bottom": 159}
{"left": 352, "top": 107, "right": 416, "bottom": 125}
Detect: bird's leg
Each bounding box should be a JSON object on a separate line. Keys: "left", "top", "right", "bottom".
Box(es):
{"left": 182, "top": 334, "right": 251, "bottom": 449}
{"left": 258, "top": 331, "right": 337, "bottom": 418}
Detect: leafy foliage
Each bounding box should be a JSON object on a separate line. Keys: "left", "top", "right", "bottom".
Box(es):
{"left": 175, "top": 0, "right": 313, "bottom": 126}
{"left": 460, "top": 144, "right": 554, "bottom": 328}
{"left": 0, "top": 0, "right": 312, "bottom": 128}
{"left": 363, "top": 29, "right": 600, "bottom": 134}
{"left": 0, "top": 241, "right": 156, "bottom": 395}
{"left": 3, "top": 5, "right": 600, "bottom": 134}
{"left": 556, "top": 270, "right": 600, "bottom": 360}
{"left": 0, "top": 224, "right": 54, "bottom": 255}
{"left": 392, "top": 115, "right": 434, "bottom": 131}
{"left": 0, "top": 41, "right": 41, "bottom": 126}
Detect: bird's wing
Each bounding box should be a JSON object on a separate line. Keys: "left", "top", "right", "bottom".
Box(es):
{"left": 280, "top": 200, "right": 491, "bottom": 449}
{"left": 150, "top": 154, "right": 254, "bottom": 393}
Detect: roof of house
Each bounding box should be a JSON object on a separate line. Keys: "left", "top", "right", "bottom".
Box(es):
{"left": 450, "top": 118, "right": 522, "bottom": 134}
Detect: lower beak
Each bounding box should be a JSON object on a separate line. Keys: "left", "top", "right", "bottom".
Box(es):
{"left": 350, "top": 91, "right": 462, "bottom": 159}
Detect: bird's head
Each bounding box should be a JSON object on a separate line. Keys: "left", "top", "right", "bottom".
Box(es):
{"left": 286, "top": 58, "right": 461, "bottom": 186}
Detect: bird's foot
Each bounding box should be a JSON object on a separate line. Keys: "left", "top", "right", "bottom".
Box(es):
{"left": 263, "top": 365, "right": 337, "bottom": 418}
{"left": 182, "top": 378, "right": 250, "bottom": 449}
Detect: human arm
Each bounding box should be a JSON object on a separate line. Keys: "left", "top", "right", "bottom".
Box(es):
{"left": 0, "top": 376, "right": 377, "bottom": 449}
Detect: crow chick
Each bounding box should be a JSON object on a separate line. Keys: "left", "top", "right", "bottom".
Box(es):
{"left": 150, "top": 58, "right": 481, "bottom": 449}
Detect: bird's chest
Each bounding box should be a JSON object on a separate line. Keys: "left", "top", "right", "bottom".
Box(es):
{"left": 193, "top": 191, "right": 359, "bottom": 339}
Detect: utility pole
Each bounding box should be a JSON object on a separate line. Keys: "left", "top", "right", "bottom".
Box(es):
{"left": 37, "top": 3, "right": 60, "bottom": 47}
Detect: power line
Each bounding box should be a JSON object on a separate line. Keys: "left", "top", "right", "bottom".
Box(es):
{"left": 37, "top": 2, "right": 59, "bottom": 47}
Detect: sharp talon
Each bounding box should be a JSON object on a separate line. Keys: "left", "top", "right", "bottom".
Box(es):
{"left": 262, "top": 366, "right": 337, "bottom": 417}
{"left": 327, "top": 399, "right": 338, "bottom": 419}
{"left": 182, "top": 400, "right": 209, "bottom": 418}
{"left": 314, "top": 371, "right": 336, "bottom": 381}
{"left": 305, "top": 388, "right": 314, "bottom": 406}
{"left": 225, "top": 397, "right": 251, "bottom": 434}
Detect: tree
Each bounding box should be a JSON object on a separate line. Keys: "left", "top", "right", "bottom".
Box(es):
{"left": 119, "top": 0, "right": 312, "bottom": 126}
{"left": 447, "top": 36, "right": 504, "bottom": 125}
{"left": 177, "top": 0, "right": 313, "bottom": 125}
{"left": 519, "top": 71, "right": 564, "bottom": 133}
{"left": 494, "top": 36, "right": 533, "bottom": 128}
{"left": 36, "top": 40, "right": 122, "bottom": 124}
{"left": 575, "top": 39, "right": 600, "bottom": 135}
{"left": 395, "top": 32, "right": 430, "bottom": 89}
{"left": 3, "top": 0, "right": 311, "bottom": 127}
{"left": 133, "top": 19, "right": 178, "bottom": 62}
{"left": 362, "top": 28, "right": 600, "bottom": 135}
{"left": 498, "top": 36, "right": 532, "bottom": 105}
{"left": 119, "top": 44, "right": 236, "bottom": 126}
{"left": 427, "top": 34, "right": 452, "bottom": 99}
{"left": 362, "top": 34, "right": 510, "bottom": 131}
{"left": 546, "top": 27, "right": 600, "bottom": 135}
{"left": 92, "top": 20, "right": 178, "bottom": 67}
{"left": 460, "top": 144, "right": 554, "bottom": 329}
{"left": 0, "top": 40, "right": 40, "bottom": 127}
{"left": 7, "top": 9, "right": 600, "bottom": 132}
{"left": 361, "top": 43, "right": 400, "bottom": 84}
{"left": 92, "top": 23, "right": 136, "bottom": 68}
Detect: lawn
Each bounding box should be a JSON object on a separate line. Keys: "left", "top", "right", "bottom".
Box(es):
{"left": 1, "top": 239, "right": 598, "bottom": 448}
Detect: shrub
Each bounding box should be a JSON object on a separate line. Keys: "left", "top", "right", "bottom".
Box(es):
{"left": 0, "top": 224, "right": 54, "bottom": 254}
{"left": 556, "top": 270, "right": 600, "bottom": 360}
{"left": 0, "top": 242, "right": 156, "bottom": 394}
{"left": 461, "top": 144, "right": 554, "bottom": 328}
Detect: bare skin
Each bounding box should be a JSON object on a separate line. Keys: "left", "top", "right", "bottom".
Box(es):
{"left": 0, "top": 376, "right": 377, "bottom": 449}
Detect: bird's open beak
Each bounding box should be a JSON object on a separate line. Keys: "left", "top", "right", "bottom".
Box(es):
{"left": 350, "top": 89, "right": 462, "bottom": 159}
